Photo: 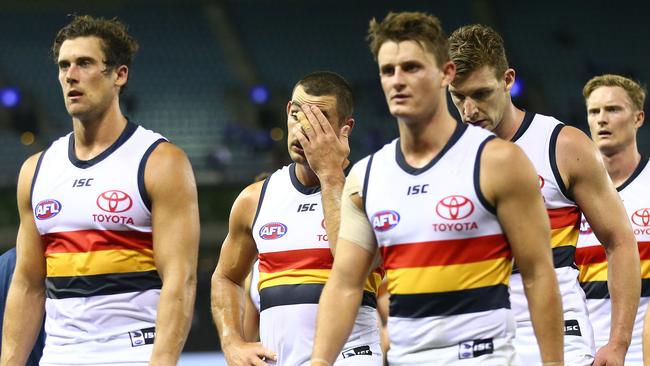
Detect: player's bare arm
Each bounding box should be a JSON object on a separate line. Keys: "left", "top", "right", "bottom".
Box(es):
{"left": 145, "top": 143, "right": 200, "bottom": 365}
{"left": 642, "top": 306, "right": 650, "bottom": 366}
{"left": 0, "top": 153, "right": 46, "bottom": 366}
{"left": 558, "top": 126, "right": 640, "bottom": 365}
{"left": 481, "top": 139, "right": 564, "bottom": 364}
{"left": 293, "top": 102, "right": 352, "bottom": 254}
{"left": 311, "top": 173, "right": 378, "bottom": 365}
{"left": 211, "top": 181, "right": 277, "bottom": 366}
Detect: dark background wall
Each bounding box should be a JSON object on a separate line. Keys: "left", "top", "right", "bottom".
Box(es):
{"left": 0, "top": 0, "right": 648, "bottom": 351}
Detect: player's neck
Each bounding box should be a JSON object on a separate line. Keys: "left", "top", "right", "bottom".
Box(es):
{"left": 397, "top": 111, "right": 458, "bottom": 169}
{"left": 72, "top": 103, "right": 128, "bottom": 161}
{"left": 294, "top": 162, "right": 320, "bottom": 188}
{"left": 494, "top": 102, "right": 525, "bottom": 141}
{"left": 602, "top": 143, "right": 642, "bottom": 187}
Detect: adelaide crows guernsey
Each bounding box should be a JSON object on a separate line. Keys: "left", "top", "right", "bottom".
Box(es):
{"left": 361, "top": 123, "right": 515, "bottom": 363}
{"left": 31, "top": 122, "right": 166, "bottom": 365}
{"left": 577, "top": 157, "right": 650, "bottom": 364}
{"left": 509, "top": 112, "right": 594, "bottom": 363}
{"left": 253, "top": 164, "right": 382, "bottom": 365}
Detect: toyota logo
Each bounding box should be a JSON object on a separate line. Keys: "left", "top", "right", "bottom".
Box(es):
{"left": 97, "top": 190, "right": 133, "bottom": 213}
{"left": 436, "top": 195, "right": 474, "bottom": 220}
{"left": 538, "top": 175, "right": 545, "bottom": 189}
{"left": 631, "top": 208, "right": 650, "bottom": 227}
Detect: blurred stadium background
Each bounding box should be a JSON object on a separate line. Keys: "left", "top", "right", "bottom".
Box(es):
{"left": 0, "top": 0, "right": 648, "bottom": 362}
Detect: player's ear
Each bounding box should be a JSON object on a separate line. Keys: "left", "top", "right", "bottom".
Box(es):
{"left": 286, "top": 101, "right": 293, "bottom": 116}
{"left": 440, "top": 61, "right": 456, "bottom": 88}
{"left": 634, "top": 110, "right": 644, "bottom": 129}
{"left": 504, "top": 69, "right": 516, "bottom": 92}
{"left": 340, "top": 118, "right": 355, "bottom": 135}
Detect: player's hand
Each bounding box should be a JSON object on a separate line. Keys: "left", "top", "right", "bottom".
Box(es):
{"left": 293, "top": 103, "right": 350, "bottom": 180}
{"left": 592, "top": 341, "right": 627, "bottom": 366}
{"left": 223, "top": 340, "right": 277, "bottom": 366}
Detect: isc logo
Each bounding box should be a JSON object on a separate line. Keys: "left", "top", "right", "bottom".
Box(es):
{"left": 259, "top": 222, "right": 288, "bottom": 240}
{"left": 35, "top": 199, "right": 62, "bottom": 220}
{"left": 372, "top": 210, "right": 400, "bottom": 232}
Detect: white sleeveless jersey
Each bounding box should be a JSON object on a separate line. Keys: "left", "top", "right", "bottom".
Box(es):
{"left": 577, "top": 157, "right": 650, "bottom": 364}
{"left": 252, "top": 164, "right": 382, "bottom": 365}
{"left": 249, "top": 259, "right": 261, "bottom": 312}
{"left": 360, "top": 123, "right": 515, "bottom": 363}
{"left": 509, "top": 112, "right": 594, "bottom": 363}
{"left": 31, "top": 123, "right": 166, "bottom": 365}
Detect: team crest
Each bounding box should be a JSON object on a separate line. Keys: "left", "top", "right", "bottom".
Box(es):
{"left": 372, "top": 210, "right": 400, "bottom": 232}
{"left": 259, "top": 222, "right": 288, "bottom": 239}
{"left": 35, "top": 199, "right": 62, "bottom": 220}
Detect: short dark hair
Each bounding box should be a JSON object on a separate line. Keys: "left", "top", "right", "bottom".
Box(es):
{"left": 367, "top": 11, "right": 449, "bottom": 67}
{"left": 449, "top": 24, "right": 509, "bottom": 82}
{"left": 52, "top": 15, "right": 139, "bottom": 71}
{"left": 294, "top": 71, "right": 354, "bottom": 121}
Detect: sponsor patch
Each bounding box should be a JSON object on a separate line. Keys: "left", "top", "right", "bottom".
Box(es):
{"left": 35, "top": 199, "right": 62, "bottom": 220}
{"left": 436, "top": 195, "right": 474, "bottom": 221}
{"left": 259, "top": 222, "right": 288, "bottom": 239}
{"left": 632, "top": 208, "right": 650, "bottom": 227}
{"left": 128, "top": 327, "right": 155, "bottom": 347}
{"left": 564, "top": 319, "right": 582, "bottom": 336}
{"left": 458, "top": 338, "right": 494, "bottom": 359}
{"left": 341, "top": 345, "right": 372, "bottom": 358}
{"left": 97, "top": 190, "right": 133, "bottom": 213}
{"left": 372, "top": 210, "right": 400, "bottom": 232}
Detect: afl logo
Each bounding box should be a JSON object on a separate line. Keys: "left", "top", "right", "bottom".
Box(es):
{"left": 631, "top": 208, "right": 650, "bottom": 227}
{"left": 372, "top": 210, "right": 400, "bottom": 232}
{"left": 259, "top": 222, "right": 287, "bottom": 240}
{"left": 538, "top": 175, "right": 545, "bottom": 189}
{"left": 96, "top": 190, "right": 133, "bottom": 213}
{"left": 579, "top": 218, "right": 593, "bottom": 235}
{"left": 436, "top": 195, "right": 474, "bottom": 220}
{"left": 35, "top": 199, "right": 62, "bottom": 220}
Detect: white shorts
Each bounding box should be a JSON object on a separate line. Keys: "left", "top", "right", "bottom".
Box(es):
{"left": 388, "top": 335, "right": 516, "bottom": 366}
{"left": 513, "top": 317, "right": 594, "bottom": 366}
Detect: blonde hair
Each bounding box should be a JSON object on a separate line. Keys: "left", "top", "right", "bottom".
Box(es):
{"left": 583, "top": 74, "right": 646, "bottom": 111}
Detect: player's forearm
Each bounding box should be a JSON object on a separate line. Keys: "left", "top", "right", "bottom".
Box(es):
{"left": 312, "top": 275, "right": 364, "bottom": 363}
{"left": 0, "top": 280, "right": 45, "bottom": 366}
{"left": 319, "top": 172, "right": 346, "bottom": 254}
{"left": 150, "top": 271, "right": 196, "bottom": 365}
{"left": 606, "top": 239, "right": 641, "bottom": 348}
{"left": 522, "top": 265, "right": 564, "bottom": 363}
{"left": 211, "top": 273, "right": 247, "bottom": 349}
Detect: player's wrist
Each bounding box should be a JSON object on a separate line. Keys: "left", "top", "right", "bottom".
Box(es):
{"left": 311, "top": 357, "right": 332, "bottom": 366}
{"left": 316, "top": 169, "right": 346, "bottom": 185}
{"left": 220, "top": 334, "right": 246, "bottom": 351}
{"left": 606, "top": 336, "right": 631, "bottom": 351}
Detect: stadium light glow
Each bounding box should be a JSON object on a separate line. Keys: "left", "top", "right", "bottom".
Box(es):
{"left": 0, "top": 87, "right": 21, "bottom": 108}
{"left": 250, "top": 85, "right": 269, "bottom": 105}
{"left": 511, "top": 79, "right": 522, "bottom": 98}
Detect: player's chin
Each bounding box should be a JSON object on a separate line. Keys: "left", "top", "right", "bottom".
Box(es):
{"left": 289, "top": 150, "right": 307, "bottom": 164}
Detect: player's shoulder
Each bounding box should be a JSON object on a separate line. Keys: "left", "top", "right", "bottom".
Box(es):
{"left": 483, "top": 136, "right": 525, "bottom": 161}
{"left": 350, "top": 138, "right": 399, "bottom": 174}
{"left": 18, "top": 152, "right": 44, "bottom": 185}
{"left": 556, "top": 125, "right": 594, "bottom": 151}
{"left": 147, "top": 140, "right": 188, "bottom": 164}
{"left": 227, "top": 179, "right": 268, "bottom": 229}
